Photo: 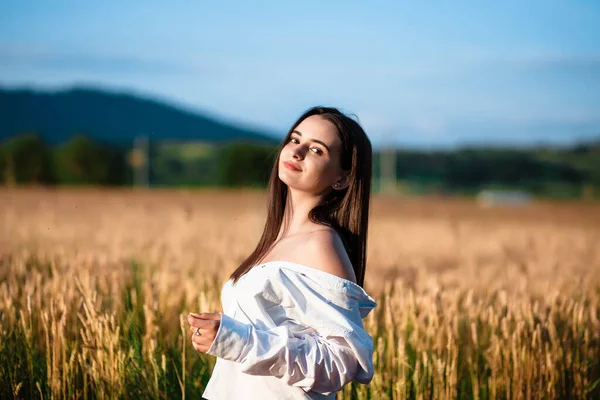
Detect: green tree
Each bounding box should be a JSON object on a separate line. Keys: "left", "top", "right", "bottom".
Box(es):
{"left": 0, "top": 132, "right": 54, "bottom": 185}
{"left": 53, "top": 134, "right": 127, "bottom": 185}
{"left": 216, "top": 142, "right": 277, "bottom": 187}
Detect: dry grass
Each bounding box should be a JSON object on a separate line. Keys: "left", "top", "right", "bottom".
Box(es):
{"left": 0, "top": 187, "right": 599, "bottom": 399}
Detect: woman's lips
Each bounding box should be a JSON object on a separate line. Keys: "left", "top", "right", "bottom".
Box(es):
{"left": 283, "top": 161, "right": 301, "bottom": 171}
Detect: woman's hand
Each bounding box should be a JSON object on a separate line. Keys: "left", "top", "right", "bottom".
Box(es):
{"left": 187, "top": 312, "right": 221, "bottom": 353}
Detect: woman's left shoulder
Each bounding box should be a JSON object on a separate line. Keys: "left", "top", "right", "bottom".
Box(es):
{"left": 303, "top": 228, "right": 357, "bottom": 283}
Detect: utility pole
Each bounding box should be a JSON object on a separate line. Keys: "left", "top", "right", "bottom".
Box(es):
{"left": 130, "top": 136, "right": 150, "bottom": 188}
{"left": 379, "top": 144, "right": 397, "bottom": 193}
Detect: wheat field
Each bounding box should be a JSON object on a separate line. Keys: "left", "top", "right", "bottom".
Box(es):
{"left": 1, "top": 188, "right": 599, "bottom": 399}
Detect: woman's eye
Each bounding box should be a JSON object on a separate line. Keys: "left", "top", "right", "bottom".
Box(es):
{"left": 291, "top": 138, "right": 299, "bottom": 144}
{"left": 311, "top": 147, "right": 322, "bottom": 155}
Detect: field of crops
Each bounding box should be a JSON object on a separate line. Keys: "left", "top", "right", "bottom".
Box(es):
{"left": 1, "top": 188, "right": 599, "bottom": 399}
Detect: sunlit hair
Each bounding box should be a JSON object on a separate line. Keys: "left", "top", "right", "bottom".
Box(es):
{"left": 229, "top": 106, "right": 372, "bottom": 287}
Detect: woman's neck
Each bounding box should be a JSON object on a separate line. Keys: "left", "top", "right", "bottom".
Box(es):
{"left": 278, "top": 188, "right": 323, "bottom": 239}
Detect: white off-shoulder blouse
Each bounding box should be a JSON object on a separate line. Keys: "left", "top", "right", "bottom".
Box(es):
{"left": 201, "top": 260, "right": 377, "bottom": 400}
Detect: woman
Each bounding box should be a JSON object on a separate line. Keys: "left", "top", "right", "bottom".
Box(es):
{"left": 188, "top": 106, "right": 377, "bottom": 399}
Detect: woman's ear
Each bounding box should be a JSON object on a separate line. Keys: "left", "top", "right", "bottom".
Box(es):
{"left": 332, "top": 174, "right": 350, "bottom": 190}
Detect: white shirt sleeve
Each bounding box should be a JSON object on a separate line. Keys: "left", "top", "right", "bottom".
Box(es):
{"left": 205, "top": 268, "right": 375, "bottom": 395}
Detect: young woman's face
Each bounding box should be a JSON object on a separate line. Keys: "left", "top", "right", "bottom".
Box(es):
{"left": 278, "top": 115, "right": 348, "bottom": 195}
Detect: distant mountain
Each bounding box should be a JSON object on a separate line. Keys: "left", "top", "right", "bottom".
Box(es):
{"left": 0, "top": 86, "right": 279, "bottom": 146}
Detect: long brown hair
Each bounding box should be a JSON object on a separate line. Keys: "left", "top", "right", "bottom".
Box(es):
{"left": 229, "top": 106, "right": 372, "bottom": 287}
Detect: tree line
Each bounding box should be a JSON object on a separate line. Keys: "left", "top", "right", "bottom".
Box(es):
{"left": 380, "top": 146, "right": 599, "bottom": 198}
{"left": 0, "top": 132, "right": 277, "bottom": 188}
{"left": 1, "top": 132, "right": 598, "bottom": 198}
{"left": 0, "top": 133, "right": 128, "bottom": 186}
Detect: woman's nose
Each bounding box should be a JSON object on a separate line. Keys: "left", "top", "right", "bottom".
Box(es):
{"left": 291, "top": 146, "right": 306, "bottom": 159}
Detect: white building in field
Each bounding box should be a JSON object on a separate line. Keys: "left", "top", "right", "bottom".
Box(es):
{"left": 477, "top": 189, "right": 533, "bottom": 207}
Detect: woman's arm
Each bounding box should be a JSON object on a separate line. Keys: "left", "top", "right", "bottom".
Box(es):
{"left": 206, "top": 312, "right": 373, "bottom": 395}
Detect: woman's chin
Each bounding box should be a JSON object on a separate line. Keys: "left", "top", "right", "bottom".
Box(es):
{"left": 279, "top": 171, "right": 324, "bottom": 194}
{"left": 279, "top": 177, "right": 297, "bottom": 189}
{"left": 279, "top": 176, "right": 305, "bottom": 191}
{"left": 278, "top": 170, "right": 298, "bottom": 186}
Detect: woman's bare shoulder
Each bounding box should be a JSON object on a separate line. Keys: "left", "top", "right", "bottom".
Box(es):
{"left": 300, "top": 227, "right": 357, "bottom": 283}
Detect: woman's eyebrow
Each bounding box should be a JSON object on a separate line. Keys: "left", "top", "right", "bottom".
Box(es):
{"left": 292, "top": 130, "right": 331, "bottom": 153}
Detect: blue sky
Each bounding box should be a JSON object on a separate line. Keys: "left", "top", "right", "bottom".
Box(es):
{"left": 1, "top": 1, "right": 599, "bottom": 148}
